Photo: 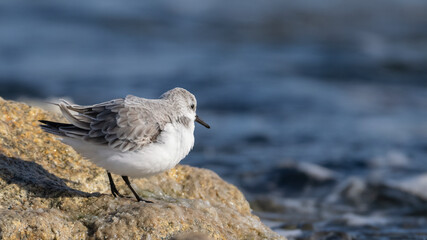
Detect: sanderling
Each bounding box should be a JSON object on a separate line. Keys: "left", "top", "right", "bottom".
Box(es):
{"left": 40, "top": 87, "right": 210, "bottom": 202}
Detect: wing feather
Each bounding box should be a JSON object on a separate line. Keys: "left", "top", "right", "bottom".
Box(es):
{"left": 40, "top": 96, "right": 172, "bottom": 152}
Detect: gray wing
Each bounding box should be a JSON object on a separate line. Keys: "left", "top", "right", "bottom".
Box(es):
{"left": 43, "top": 96, "right": 171, "bottom": 152}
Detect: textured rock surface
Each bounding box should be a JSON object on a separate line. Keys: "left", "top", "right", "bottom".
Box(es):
{"left": 0, "top": 97, "right": 284, "bottom": 240}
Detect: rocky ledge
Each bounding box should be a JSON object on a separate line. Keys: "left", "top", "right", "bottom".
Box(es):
{"left": 0, "top": 97, "right": 284, "bottom": 240}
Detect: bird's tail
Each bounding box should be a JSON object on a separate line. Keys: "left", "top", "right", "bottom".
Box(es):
{"left": 39, "top": 120, "right": 70, "bottom": 137}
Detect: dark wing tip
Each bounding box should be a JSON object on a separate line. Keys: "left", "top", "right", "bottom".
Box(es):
{"left": 38, "top": 120, "right": 73, "bottom": 129}
{"left": 39, "top": 120, "right": 50, "bottom": 125}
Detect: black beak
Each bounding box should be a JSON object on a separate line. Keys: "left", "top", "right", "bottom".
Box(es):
{"left": 195, "top": 115, "right": 210, "bottom": 129}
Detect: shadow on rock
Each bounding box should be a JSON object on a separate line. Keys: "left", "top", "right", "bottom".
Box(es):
{"left": 0, "top": 154, "right": 95, "bottom": 198}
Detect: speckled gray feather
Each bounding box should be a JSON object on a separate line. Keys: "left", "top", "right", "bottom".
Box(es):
{"left": 41, "top": 88, "right": 197, "bottom": 152}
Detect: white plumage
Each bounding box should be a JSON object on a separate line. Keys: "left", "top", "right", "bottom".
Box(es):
{"left": 63, "top": 121, "right": 195, "bottom": 178}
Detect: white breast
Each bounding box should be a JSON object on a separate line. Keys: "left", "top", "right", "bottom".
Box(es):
{"left": 63, "top": 122, "right": 195, "bottom": 178}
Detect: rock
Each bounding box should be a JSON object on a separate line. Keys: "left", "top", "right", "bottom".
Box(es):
{"left": 388, "top": 174, "right": 427, "bottom": 201}
{"left": 242, "top": 161, "right": 337, "bottom": 197}
{"left": 309, "top": 231, "right": 352, "bottom": 240}
{"left": 0, "top": 97, "right": 284, "bottom": 240}
{"left": 325, "top": 176, "right": 427, "bottom": 212}
{"left": 169, "top": 232, "right": 213, "bottom": 240}
{"left": 0, "top": 209, "right": 87, "bottom": 240}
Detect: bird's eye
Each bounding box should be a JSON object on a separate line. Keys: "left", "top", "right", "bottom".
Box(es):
{"left": 190, "top": 104, "right": 195, "bottom": 109}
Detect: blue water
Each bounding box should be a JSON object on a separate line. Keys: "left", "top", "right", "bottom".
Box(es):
{"left": 1, "top": 1, "right": 427, "bottom": 239}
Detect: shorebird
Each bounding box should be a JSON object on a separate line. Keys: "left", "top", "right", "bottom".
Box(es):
{"left": 40, "top": 87, "right": 210, "bottom": 202}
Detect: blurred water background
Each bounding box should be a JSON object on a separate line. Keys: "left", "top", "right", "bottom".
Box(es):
{"left": 1, "top": 0, "right": 427, "bottom": 239}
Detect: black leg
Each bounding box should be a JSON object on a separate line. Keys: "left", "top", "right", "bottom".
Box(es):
{"left": 107, "top": 171, "right": 123, "bottom": 198}
{"left": 122, "top": 176, "right": 153, "bottom": 203}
